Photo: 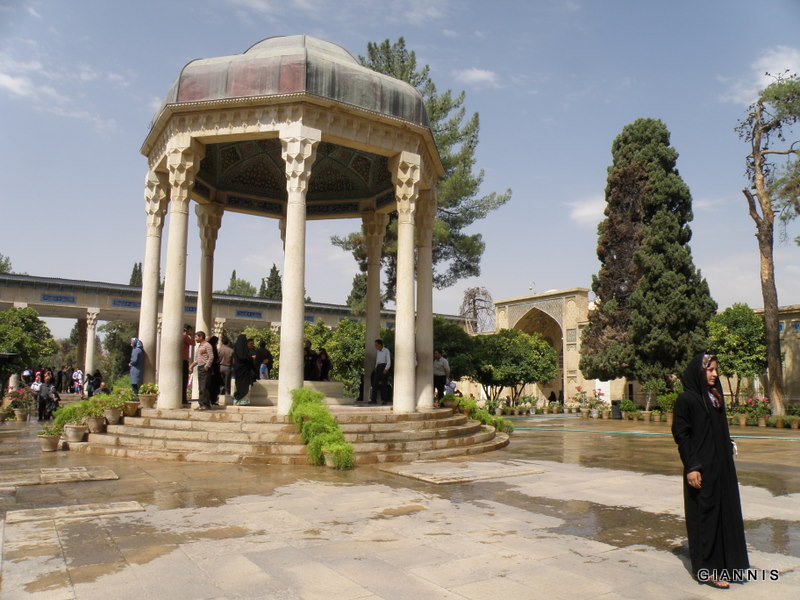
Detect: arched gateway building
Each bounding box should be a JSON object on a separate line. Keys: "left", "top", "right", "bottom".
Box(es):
{"left": 139, "top": 35, "right": 443, "bottom": 415}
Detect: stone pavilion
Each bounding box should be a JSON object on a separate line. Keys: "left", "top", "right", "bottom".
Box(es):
{"left": 138, "top": 35, "right": 444, "bottom": 415}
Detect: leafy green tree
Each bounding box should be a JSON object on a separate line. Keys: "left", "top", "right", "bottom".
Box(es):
{"left": 737, "top": 72, "right": 800, "bottom": 415}
{"left": 216, "top": 269, "right": 257, "bottom": 297}
{"left": 129, "top": 262, "right": 143, "bottom": 287}
{"left": 0, "top": 307, "right": 58, "bottom": 386}
{"left": 333, "top": 37, "right": 511, "bottom": 300}
{"left": 580, "top": 161, "right": 646, "bottom": 381}
{"left": 468, "top": 329, "right": 557, "bottom": 401}
{"left": 259, "top": 264, "right": 282, "bottom": 300}
{"left": 304, "top": 320, "right": 333, "bottom": 352}
{"left": 0, "top": 253, "right": 12, "bottom": 274}
{"left": 708, "top": 304, "right": 768, "bottom": 405}
{"left": 432, "top": 316, "right": 474, "bottom": 380}
{"left": 326, "top": 320, "right": 366, "bottom": 397}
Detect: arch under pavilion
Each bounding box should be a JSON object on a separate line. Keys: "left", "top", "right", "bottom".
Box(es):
{"left": 138, "top": 35, "right": 444, "bottom": 415}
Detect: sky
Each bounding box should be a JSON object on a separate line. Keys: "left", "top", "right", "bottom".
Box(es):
{"left": 1, "top": 0, "right": 800, "bottom": 339}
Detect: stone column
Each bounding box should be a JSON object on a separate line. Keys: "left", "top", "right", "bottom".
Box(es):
{"left": 390, "top": 152, "right": 420, "bottom": 413}
{"left": 195, "top": 203, "right": 223, "bottom": 337}
{"left": 76, "top": 318, "right": 87, "bottom": 372}
{"left": 156, "top": 315, "right": 162, "bottom": 381}
{"left": 157, "top": 138, "right": 204, "bottom": 409}
{"left": 139, "top": 169, "right": 169, "bottom": 384}
{"left": 361, "top": 210, "right": 389, "bottom": 402}
{"left": 415, "top": 190, "right": 436, "bottom": 409}
{"left": 277, "top": 124, "right": 320, "bottom": 415}
{"left": 84, "top": 309, "right": 100, "bottom": 376}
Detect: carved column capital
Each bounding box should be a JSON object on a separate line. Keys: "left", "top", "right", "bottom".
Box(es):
{"left": 195, "top": 203, "right": 224, "bottom": 256}
{"left": 280, "top": 125, "right": 321, "bottom": 195}
{"left": 390, "top": 151, "right": 420, "bottom": 225}
{"left": 166, "top": 137, "right": 205, "bottom": 210}
{"left": 362, "top": 211, "right": 389, "bottom": 257}
{"left": 144, "top": 170, "right": 169, "bottom": 231}
{"left": 86, "top": 308, "right": 100, "bottom": 330}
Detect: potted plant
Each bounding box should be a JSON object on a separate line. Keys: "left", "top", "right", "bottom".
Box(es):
{"left": 5, "top": 387, "right": 34, "bottom": 422}
{"left": 53, "top": 402, "right": 89, "bottom": 443}
{"left": 0, "top": 404, "right": 13, "bottom": 424}
{"left": 619, "top": 399, "right": 636, "bottom": 420}
{"left": 83, "top": 399, "right": 106, "bottom": 433}
{"left": 441, "top": 393, "right": 459, "bottom": 410}
{"left": 656, "top": 391, "right": 678, "bottom": 425}
{"left": 731, "top": 403, "right": 749, "bottom": 426}
{"left": 745, "top": 396, "right": 771, "bottom": 427}
{"left": 138, "top": 382, "right": 159, "bottom": 409}
{"left": 650, "top": 408, "right": 662, "bottom": 423}
{"left": 115, "top": 388, "right": 140, "bottom": 417}
{"left": 786, "top": 415, "right": 800, "bottom": 430}
{"left": 98, "top": 391, "right": 125, "bottom": 424}
{"left": 37, "top": 423, "right": 63, "bottom": 451}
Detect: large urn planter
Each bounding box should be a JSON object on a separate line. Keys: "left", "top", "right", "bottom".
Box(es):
{"left": 63, "top": 424, "right": 88, "bottom": 443}
{"left": 13, "top": 408, "right": 29, "bottom": 422}
{"left": 85, "top": 415, "right": 106, "bottom": 433}
{"left": 602, "top": 409, "right": 611, "bottom": 420}
{"left": 736, "top": 414, "right": 748, "bottom": 427}
{"left": 665, "top": 412, "right": 674, "bottom": 426}
{"left": 757, "top": 417, "right": 767, "bottom": 428}
{"left": 641, "top": 411, "right": 652, "bottom": 423}
{"left": 38, "top": 434, "right": 61, "bottom": 452}
{"left": 104, "top": 408, "right": 122, "bottom": 425}
{"left": 138, "top": 394, "right": 157, "bottom": 409}
{"left": 123, "top": 401, "right": 140, "bottom": 417}
{"left": 580, "top": 408, "right": 590, "bottom": 420}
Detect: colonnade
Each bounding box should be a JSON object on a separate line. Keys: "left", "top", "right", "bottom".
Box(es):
{"left": 136, "top": 124, "right": 436, "bottom": 416}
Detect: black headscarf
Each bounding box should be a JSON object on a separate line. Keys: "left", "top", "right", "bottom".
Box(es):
{"left": 680, "top": 353, "right": 724, "bottom": 414}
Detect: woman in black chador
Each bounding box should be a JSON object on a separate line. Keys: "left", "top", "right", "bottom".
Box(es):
{"left": 232, "top": 334, "right": 257, "bottom": 405}
{"left": 672, "top": 353, "right": 749, "bottom": 589}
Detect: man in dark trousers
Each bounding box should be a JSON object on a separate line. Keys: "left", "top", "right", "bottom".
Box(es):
{"left": 369, "top": 339, "right": 391, "bottom": 405}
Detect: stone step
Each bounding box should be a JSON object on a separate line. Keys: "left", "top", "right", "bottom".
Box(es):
{"left": 104, "top": 424, "right": 300, "bottom": 444}
{"left": 88, "top": 432, "right": 308, "bottom": 455}
{"left": 344, "top": 421, "right": 483, "bottom": 443}
{"left": 354, "top": 431, "right": 511, "bottom": 464}
{"left": 69, "top": 442, "right": 311, "bottom": 465}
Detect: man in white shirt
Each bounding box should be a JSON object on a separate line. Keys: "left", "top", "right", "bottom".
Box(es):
{"left": 433, "top": 349, "right": 450, "bottom": 400}
{"left": 369, "top": 339, "right": 391, "bottom": 405}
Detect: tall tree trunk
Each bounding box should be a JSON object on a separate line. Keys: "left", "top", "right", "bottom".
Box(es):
{"left": 755, "top": 221, "right": 785, "bottom": 415}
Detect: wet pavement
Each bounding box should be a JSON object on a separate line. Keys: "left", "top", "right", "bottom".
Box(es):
{"left": 1, "top": 414, "right": 798, "bottom": 599}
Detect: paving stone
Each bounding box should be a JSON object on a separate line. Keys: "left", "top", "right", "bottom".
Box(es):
{"left": 6, "top": 501, "right": 143, "bottom": 524}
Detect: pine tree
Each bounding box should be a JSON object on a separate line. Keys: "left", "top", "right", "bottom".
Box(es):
{"left": 333, "top": 37, "right": 511, "bottom": 300}
{"left": 216, "top": 269, "right": 257, "bottom": 297}
{"left": 346, "top": 272, "right": 368, "bottom": 315}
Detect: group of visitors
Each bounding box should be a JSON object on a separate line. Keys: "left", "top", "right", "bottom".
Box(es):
{"left": 303, "top": 340, "right": 332, "bottom": 382}
{"left": 20, "top": 365, "right": 108, "bottom": 399}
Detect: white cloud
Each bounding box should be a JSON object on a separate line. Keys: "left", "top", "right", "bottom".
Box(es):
{"left": 453, "top": 67, "right": 500, "bottom": 88}
{"left": 0, "top": 72, "right": 35, "bottom": 96}
{"left": 720, "top": 45, "right": 800, "bottom": 105}
{"left": 442, "top": 29, "right": 458, "bottom": 38}
{"left": 567, "top": 195, "right": 605, "bottom": 228}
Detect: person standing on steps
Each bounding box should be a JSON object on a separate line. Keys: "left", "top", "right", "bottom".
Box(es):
{"left": 189, "top": 331, "right": 212, "bottom": 411}
{"left": 369, "top": 339, "right": 391, "bottom": 405}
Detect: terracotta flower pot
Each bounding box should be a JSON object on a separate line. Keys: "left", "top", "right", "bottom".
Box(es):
{"left": 13, "top": 408, "right": 29, "bottom": 422}
{"left": 138, "top": 394, "right": 157, "bottom": 409}
{"left": 63, "top": 424, "right": 88, "bottom": 443}
{"left": 86, "top": 415, "right": 106, "bottom": 433}
{"left": 38, "top": 434, "right": 61, "bottom": 452}
{"left": 104, "top": 408, "right": 122, "bottom": 425}
{"left": 123, "top": 401, "right": 140, "bottom": 417}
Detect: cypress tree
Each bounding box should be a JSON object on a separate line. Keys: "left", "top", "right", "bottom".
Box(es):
{"left": 625, "top": 119, "right": 716, "bottom": 381}
{"left": 580, "top": 161, "right": 646, "bottom": 380}
{"left": 264, "top": 264, "right": 282, "bottom": 300}
{"left": 582, "top": 118, "right": 716, "bottom": 383}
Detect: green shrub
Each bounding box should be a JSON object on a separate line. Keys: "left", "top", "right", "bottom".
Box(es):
{"left": 39, "top": 423, "right": 63, "bottom": 436}
{"left": 325, "top": 440, "right": 355, "bottom": 470}
{"left": 619, "top": 399, "right": 637, "bottom": 413}
{"left": 139, "top": 382, "right": 159, "bottom": 394}
{"left": 656, "top": 392, "right": 678, "bottom": 413}
{"left": 54, "top": 402, "right": 89, "bottom": 427}
{"left": 289, "top": 388, "right": 354, "bottom": 469}
{"left": 473, "top": 408, "right": 514, "bottom": 434}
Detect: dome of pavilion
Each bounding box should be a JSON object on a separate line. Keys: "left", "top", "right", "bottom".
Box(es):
{"left": 154, "top": 34, "right": 428, "bottom": 128}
